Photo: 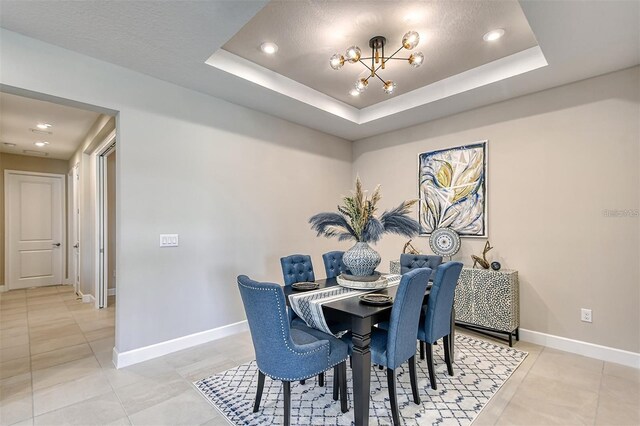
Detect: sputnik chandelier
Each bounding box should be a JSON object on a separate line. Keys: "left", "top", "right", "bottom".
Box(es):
{"left": 330, "top": 31, "right": 424, "bottom": 96}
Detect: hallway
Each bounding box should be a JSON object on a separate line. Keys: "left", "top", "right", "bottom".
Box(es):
{"left": 1, "top": 285, "right": 115, "bottom": 424}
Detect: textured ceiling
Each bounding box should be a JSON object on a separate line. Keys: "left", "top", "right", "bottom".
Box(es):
{"left": 0, "top": 1, "right": 637, "bottom": 141}
{"left": 222, "top": 0, "right": 538, "bottom": 108}
{"left": 0, "top": 92, "right": 101, "bottom": 160}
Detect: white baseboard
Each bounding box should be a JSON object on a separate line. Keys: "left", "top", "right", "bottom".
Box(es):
{"left": 520, "top": 328, "right": 640, "bottom": 369}
{"left": 113, "top": 320, "right": 249, "bottom": 369}
{"left": 77, "top": 290, "right": 95, "bottom": 304}
{"left": 107, "top": 288, "right": 116, "bottom": 296}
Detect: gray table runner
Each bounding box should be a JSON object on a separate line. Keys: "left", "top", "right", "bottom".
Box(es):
{"left": 288, "top": 274, "right": 401, "bottom": 336}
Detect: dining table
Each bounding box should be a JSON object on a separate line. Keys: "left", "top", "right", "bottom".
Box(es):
{"left": 283, "top": 276, "right": 455, "bottom": 426}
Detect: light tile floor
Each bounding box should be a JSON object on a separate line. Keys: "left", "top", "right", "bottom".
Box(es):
{"left": 1, "top": 285, "right": 639, "bottom": 425}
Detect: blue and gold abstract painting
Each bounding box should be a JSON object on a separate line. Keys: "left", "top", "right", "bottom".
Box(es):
{"left": 419, "top": 141, "right": 487, "bottom": 237}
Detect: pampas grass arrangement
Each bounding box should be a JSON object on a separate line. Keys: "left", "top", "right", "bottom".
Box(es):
{"left": 309, "top": 177, "right": 420, "bottom": 244}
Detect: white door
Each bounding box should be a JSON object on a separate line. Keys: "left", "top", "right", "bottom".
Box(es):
{"left": 6, "top": 171, "right": 64, "bottom": 290}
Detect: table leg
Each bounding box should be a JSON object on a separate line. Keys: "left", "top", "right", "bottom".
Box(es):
{"left": 351, "top": 317, "right": 373, "bottom": 426}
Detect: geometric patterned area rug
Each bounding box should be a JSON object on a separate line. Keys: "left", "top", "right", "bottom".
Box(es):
{"left": 194, "top": 335, "right": 527, "bottom": 425}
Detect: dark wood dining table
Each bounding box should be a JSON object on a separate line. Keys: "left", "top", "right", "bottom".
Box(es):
{"left": 283, "top": 276, "right": 455, "bottom": 426}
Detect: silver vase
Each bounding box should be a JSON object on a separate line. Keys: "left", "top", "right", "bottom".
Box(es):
{"left": 343, "top": 242, "right": 381, "bottom": 276}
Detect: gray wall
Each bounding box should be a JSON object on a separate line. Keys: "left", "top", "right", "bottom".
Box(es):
{"left": 1, "top": 29, "right": 353, "bottom": 352}
{"left": 352, "top": 67, "right": 640, "bottom": 353}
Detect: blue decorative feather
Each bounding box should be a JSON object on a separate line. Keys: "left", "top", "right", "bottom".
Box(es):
{"left": 310, "top": 200, "right": 419, "bottom": 243}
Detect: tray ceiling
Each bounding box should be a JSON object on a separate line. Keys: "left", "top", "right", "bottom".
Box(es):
{"left": 0, "top": 0, "right": 638, "bottom": 140}
{"left": 222, "top": 1, "right": 539, "bottom": 109}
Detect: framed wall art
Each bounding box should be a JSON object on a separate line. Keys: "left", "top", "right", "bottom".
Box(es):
{"left": 418, "top": 141, "right": 487, "bottom": 237}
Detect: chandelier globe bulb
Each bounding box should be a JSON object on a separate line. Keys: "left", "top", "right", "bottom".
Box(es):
{"left": 402, "top": 31, "right": 420, "bottom": 49}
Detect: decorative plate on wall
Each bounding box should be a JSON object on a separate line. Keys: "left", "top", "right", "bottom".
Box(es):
{"left": 429, "top": 227, "right": 461, "bottom": 257}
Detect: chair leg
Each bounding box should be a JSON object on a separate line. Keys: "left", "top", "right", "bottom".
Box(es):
{"left": 253, "top": 371, "right": 265, "bottom": 413}
{"left": 386, "top": 368, "right": 400, "bottom": 426}
{"left": 419, "top": 340, "right": 425, "bottom": 360}
{"left": 283, "top": 381, "right": 291, "bottom": 426}
{"left": 339, "top": 361, "right": 348, "bottom": 413}
{"left": 408, "top": 356, "right": 420, "bottom": 404}
{"left": 300, "top": 379, "right": 305, "bottom": 385}
{"left": 425, "top": 343, "right": 437, "bottom": 390}
{"left": 332, "top": 366, "right": 339, "bottom": 401}
{"left": 318, "top": 372, "right": 324, "bottom": 387}
{"left": 443, "top": 334, "right": 454, "bottom": 376}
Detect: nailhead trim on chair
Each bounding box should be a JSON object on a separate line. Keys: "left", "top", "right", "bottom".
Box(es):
{"left": 238, "top": 280, "right": 348, "bottom": 381}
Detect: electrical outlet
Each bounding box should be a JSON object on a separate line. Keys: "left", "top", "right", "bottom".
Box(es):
{"left": 159, "top": 234, "right": 179, "bottom": 247}
{"left": 581, "top": 308, "right": 592, "bottom": 323}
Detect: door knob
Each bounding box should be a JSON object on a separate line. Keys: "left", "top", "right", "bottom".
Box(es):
{"left": 53, "top": 243, "right": 61, "bottom": 247}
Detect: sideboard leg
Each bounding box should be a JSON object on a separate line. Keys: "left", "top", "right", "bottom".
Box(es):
{"left": 515, "top": 328, "right": 520, "bottom": 341}
{"left": 508, "top": 332, "right": 513, "bottom": 347}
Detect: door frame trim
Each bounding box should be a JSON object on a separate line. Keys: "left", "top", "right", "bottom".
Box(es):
{"left": 68, "top": 162, "right": 80, "bottom": 294}
{"left": 94, "top": 130, "right": 116, "bottom": 309}
{"left": 4, "top": 169, "right": 67, "bottom": 291}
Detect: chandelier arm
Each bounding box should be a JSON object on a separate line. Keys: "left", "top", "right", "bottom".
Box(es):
{"left": 385, "top": 57, "right": 412, "bottom": 61}
{"left": 371, "top": 61, "right": 385, "bottom": 76}
{"left": 368, "top": 45, "right": 403, "bottom": 76}
{"left": 358, "top": 59, "right": 374, "bottom": 74}
{"left": 374, "top": 73, "right": 386, "bottom": 84}
{"left": 383, "top": 46, "right": 405, "bottom": 63}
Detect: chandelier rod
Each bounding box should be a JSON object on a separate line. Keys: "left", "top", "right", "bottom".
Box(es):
{"left": 359, "top": 52, "right": 402, "bottom": 78}
{"left": 360, "top": 45, "right": 406, "bottom": 64}
{"left": 373, "top": 73, "right": 386, "bottom": 84}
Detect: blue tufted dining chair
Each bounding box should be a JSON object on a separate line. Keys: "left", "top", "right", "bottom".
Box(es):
{"left": 280, "top": 253, "right": 349, "bottom": 382}
{"left": 322, "top": 251, "right": 350, "bottom": 279}
{"left": 280, "top": 254, "right": 315, "bottom": 333}
{"left": 400, "top": 253, "right": 443, "bottom": 281}
{"left": 280, "top": 254, "right": 315, "bottom": 286}
{"left": 343, "top": 268, "right": 431, "bottom": 426}
{"left": 417, "top": 262, "right": 463, "bottom": 390}
{"left": 237, "top": 276, "right": 349, "bottom": 425}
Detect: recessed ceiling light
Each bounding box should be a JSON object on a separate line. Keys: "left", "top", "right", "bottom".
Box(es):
{"left": 36, "top": 123, "right": 52, "bottom": 130}
{"left": 260, "top": 42, "right": 278, "bottom": 55}
{"left": 34, "top": 141, "right": 50, "bottom": 147}
{"left": 349, "top": 89, "right": 360, "bottom": 97}
{"left": 483, "top": 29, "right": 505, "bottom": 42}
{"left": 3, "top": 142, "right": 16, "bottom": 147}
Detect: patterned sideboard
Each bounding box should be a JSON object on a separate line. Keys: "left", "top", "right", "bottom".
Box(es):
{"left": 389, "top": 260, "right": 520, "bottom": 346}
{"left": 455, "top": 268, "right": 520, "bottom": 346}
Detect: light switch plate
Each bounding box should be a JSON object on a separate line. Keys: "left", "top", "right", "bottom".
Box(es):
{"left": 160, "top": 234, "right": 179, "bottom": 247}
